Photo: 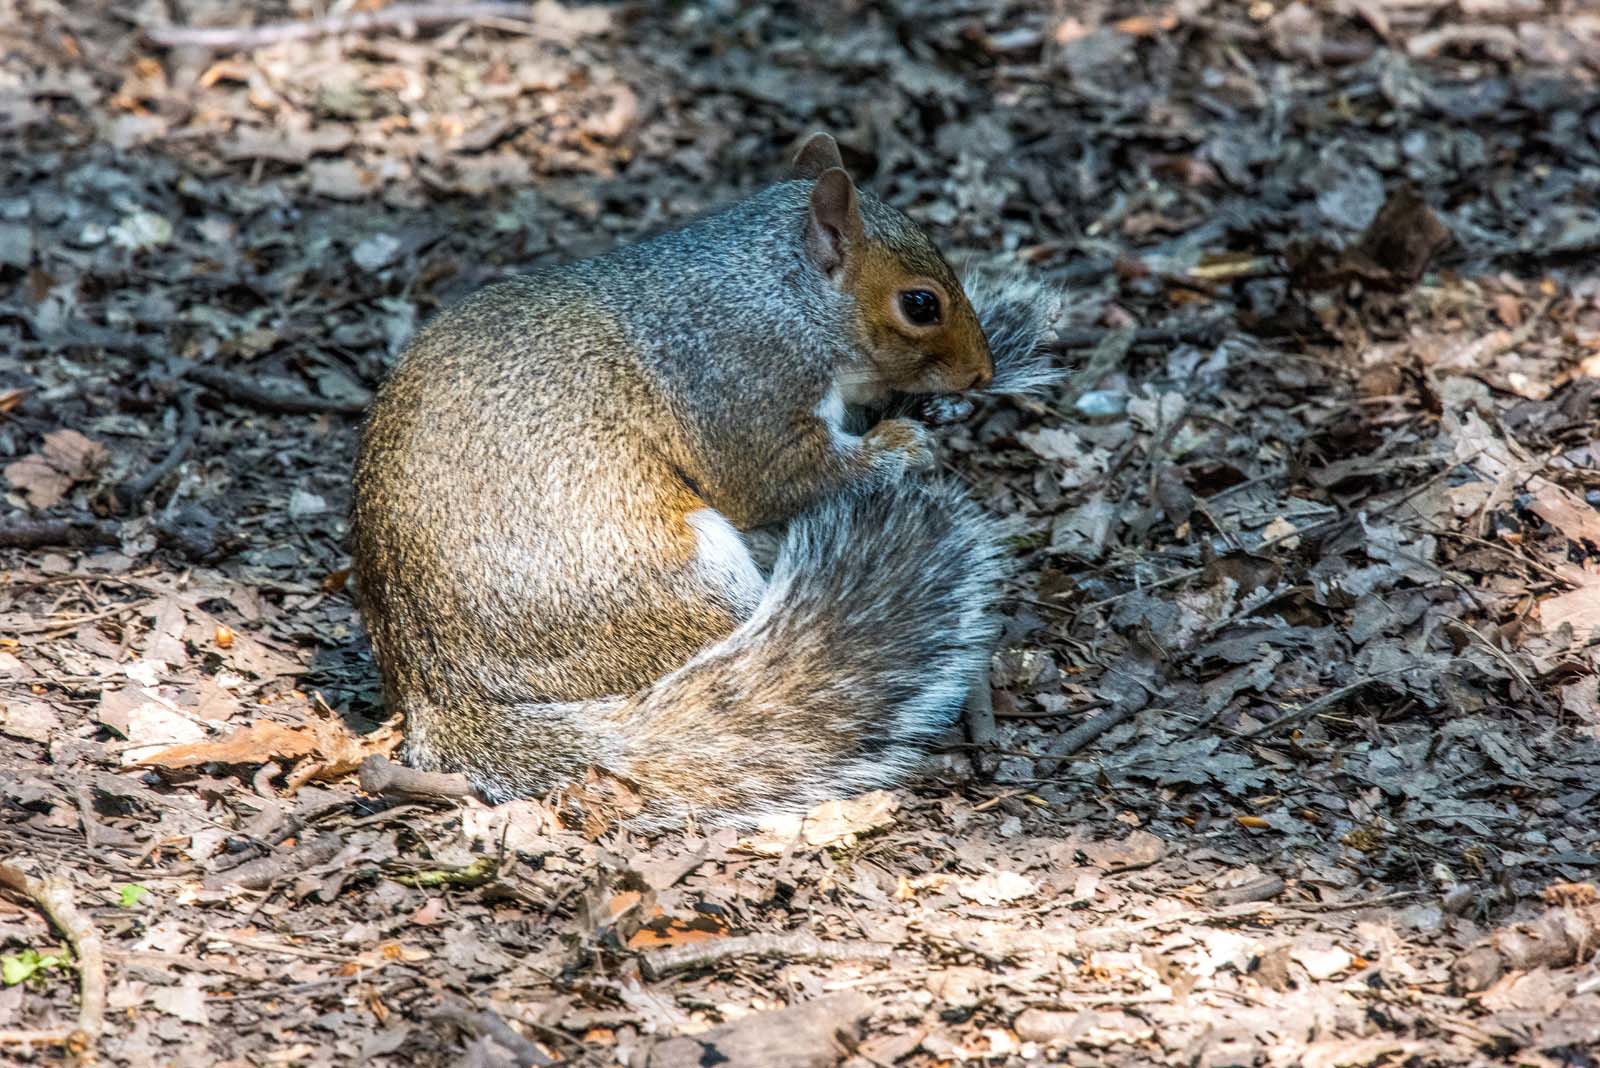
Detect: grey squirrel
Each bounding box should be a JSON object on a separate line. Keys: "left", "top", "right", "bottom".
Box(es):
{"left": 350, "top": 134, "right": 1059, "bottom": 827}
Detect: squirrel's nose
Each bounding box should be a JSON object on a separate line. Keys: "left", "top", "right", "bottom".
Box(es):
{"left": 970, "top": 362, "right": 993, "bottom": 389}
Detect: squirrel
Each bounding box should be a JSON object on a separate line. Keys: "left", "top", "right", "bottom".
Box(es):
{"left": 350, "top": 133, "right": 1054, "bottom": 827}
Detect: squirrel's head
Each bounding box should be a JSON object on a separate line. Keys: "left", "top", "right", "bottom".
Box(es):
{"left": 791, "top": 133, "right": 994, "bottom": 402}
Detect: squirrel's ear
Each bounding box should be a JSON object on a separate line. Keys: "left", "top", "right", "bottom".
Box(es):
{"left": 805, "top": 167, "right": 863, "bottom": 280}
{"left": 791, "top": 132, "right": 845, "bottom": 180}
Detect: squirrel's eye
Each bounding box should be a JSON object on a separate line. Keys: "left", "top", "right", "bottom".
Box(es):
{"left": 899, "top": 289, "right": 941, "bottom": 326}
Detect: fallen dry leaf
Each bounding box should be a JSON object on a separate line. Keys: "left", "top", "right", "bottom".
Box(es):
{"left": 135, "top": 718, "right": 319, "bottom": 770}
{"left": 1538, "top": 578, "right": 1600, "bottom": 641}
{"left": 4, "top": 453, "right": 71, "bottom": 509}
{"left": 136, "top": 706, "right": 401, "bottom": 785}
{"left": 460, "top": 797, "right": 563, "bottom": 853}
{"left": 740, "top": 790, "right": 900, "bottom": 856}
{"left": 6, "top": 428, "right": 111, "bottom": 507}
{"left": 957, "top": 871, "right": 1038, "bottom": 905}
{"left": 0, "top": 693, "right": 62, "bottom": 743}
{"left": 99, "top": 687, "right": 208, "bottom": 764}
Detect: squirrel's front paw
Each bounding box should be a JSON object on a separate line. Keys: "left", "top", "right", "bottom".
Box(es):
{"left": 864, "top": 418, "right": 935, "bottom": 476}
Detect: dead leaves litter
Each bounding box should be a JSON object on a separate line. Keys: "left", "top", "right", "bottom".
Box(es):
{"left": 135, "top": 705, "right": 401, "bottom": 788}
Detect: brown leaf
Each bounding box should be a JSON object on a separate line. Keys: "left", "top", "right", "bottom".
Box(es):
{"left": 1113, "top": 13, "right": 1178, "bottom": 35}
{"left": 647, "top": 993, "right": 872, "bottom": 1068}
{"left": 1526, "top": 483, "right": 1600, "bottom": 554}
{"left": 1543, "top": 882, "right": 1599, "bottom": 907}
{"left": 41, "top": 429, "right": 109, "bottom": 479}
{"left": 136, "top": 719, "right": 319, "bottom": 769}
{"left": 617, "top": 891, "right": 729, "bottom": 950}
{"left": 1492, "top": 292, "right": 1524, "bottom": 328}
{"left": 740, "top": 790, "right": 901, "bottom": 856}
{"left": 4, "top": 429, "right": 109, "bottom": 508}
{"left": 1287, "top": 186, "right": 1451, "bottom": 291}
{"left": 1353, "top": 186, "right": 1453, "bottom": 283}
{"left": 0, "top": 693, "right": 62, "bottom": 743}
{"left": 4, "top": 454, "right": 72, "bottom": 508}
{"left": 1539, "top": 579, "right": 1600, "bottom": 641}
{"left": 558, "top": 766, "right": 646, "bottom": 838}
{"left": 285, "top": 711, "right": 403, "bottom": 787}
{"left": 1453, "top": 901, "right": 1600, "bottom": 992}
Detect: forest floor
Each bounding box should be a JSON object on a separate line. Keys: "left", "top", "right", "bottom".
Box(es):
{"left": 3, "top": 1, "right": 1600, "bottom": 1066}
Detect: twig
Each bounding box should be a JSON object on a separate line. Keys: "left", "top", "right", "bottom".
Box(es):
{"left": 1048, "top": 318, "right": 1229, "bottom": 353}
{"left": 639, "top": 931, "right": 898, "bottom": 981}
{"left": 182, "top": 364, "right": 368, "bottom": 416}
{"left": 2, "top": 600, "right": 150, "bottom": 639}
{"left": 0, "top": 1029, "right": 86, "bottom": 1048}
{"left": 972, "top": 788, "right": 1037, "bottom": 813}
{"left": 0, "top": 517, "right": 121, "bottom": 551}
{"left": 995, "top": 698, "right": 1109, "bottom": 720}
{"left": 108, "top": 390, "right": 201, "bottom": 513}
{"left": 434, "top": 1000, "right": 555, "bottom": 1068}
{"left": 1034, "top": 704, "right": 1139, "bottom": 773}
{"left": 0, "top": 864, "right": 106, "bottom": 1066}
{"left": 204, "top": 832, "right": 345, "bottom": 890}
{"left": 963, "top": 640, "right": 998, "bottom": 776}
{"left": 358, "top": 755, "right": 475, "bottom": 799}
{"left": 145, "top": 2, "right": 537, "bottom": 51}
{"left": 1237, "top": 670, "right": 1412, "bottom": 740}
{"left": 209, "top": 931, "right": 362, "bottom": 965}
{"left": 1207, "top": 875, "right": 1286, "bottom": 906}
{"left": 1426, "top": 525, "right": 1570, "bottom": 586}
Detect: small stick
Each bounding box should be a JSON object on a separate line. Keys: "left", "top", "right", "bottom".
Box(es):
{"left": 1207, "top": 875, "right": 1286, "bottom": 906}
{"left": 0, "top": 518, "right": 121, "bottom": 551}
{"left": 1237, "top": 671, "right": 1411, "bottom": 740}
{"left": 0, "top": 1029, "right": 82, "bottom": 1047}
{"left": 3, "top": 600, "right": 149, "bottom": 639}
{"left": 434, "top": 1001, "right": 555, "bottom": 1068}
{"left": 182, "top": 364, "right": 368, "bottom": 416}
{"left": 996, "top": 697, "right": 1111, "bottom": 720}
{"left": 0, "top": 864, "right": 106, "bottom": 1066}
{"left": 359, "top": 755, "right": 475, "bottom": 799}
{"left": 1048, "top": 319, "right": 1229, "bottom": 353}
{"left": 640, "top": 931, "right": 898, "bottom": 981}
{"left": 204, "top": 832, "right": 345, "bottom": 891}
{"left": 109, "top": 390, "right": 201, "bottom": 513}
{"left": 145, "top": 2, "right": 537, "bottom": 51}
{"left": 963, "top": 655, "right": 998, "bottom": 777}
{"left": 1033, "top": 703, "right": 1139, "bottom": 775}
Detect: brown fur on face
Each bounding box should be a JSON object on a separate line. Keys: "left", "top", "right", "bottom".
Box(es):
{"left": 790, "top": 137, "right": 994, "bottom": 401}
{"left": 848, "top": 239, "right": 992, "bottom": 395}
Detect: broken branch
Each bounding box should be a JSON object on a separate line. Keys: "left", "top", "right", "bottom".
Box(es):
{"left": 0, "top": 864, "right": 106, "bottom": 1066}
{"left": 0, "top": 517, "right": 121, "bottom": 551}
{"left": 108, "top": 389, "right": 201, "bottom": 513}
{"left": 182, "top": 364, "right": 369, "bottom": 416}
{"left": 359, "top": 755, "right": 475, "bottom": 799}
{"left": 640, "top": 931, "right": 899, "bottom": 981}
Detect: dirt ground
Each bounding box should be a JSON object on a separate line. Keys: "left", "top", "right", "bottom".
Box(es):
{"left": 3, "top": 1, "right": 1600, "bottom": 1065}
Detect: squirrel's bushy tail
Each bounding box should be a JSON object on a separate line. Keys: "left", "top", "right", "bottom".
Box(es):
{"left": 962, "top": 266, "right": 1065, "bottom": 397}
{"left": 453, "top": 480, "right": 1004, "bottom": 828}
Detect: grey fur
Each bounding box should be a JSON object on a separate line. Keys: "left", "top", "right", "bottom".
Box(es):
{"left": 961, "top": 267, "right": 1066, "bottom": 397}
